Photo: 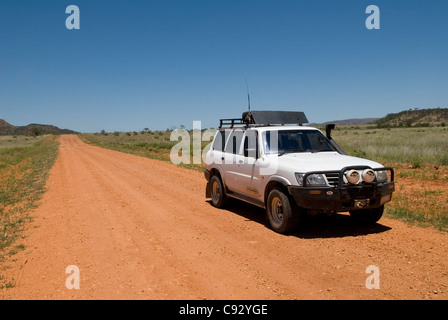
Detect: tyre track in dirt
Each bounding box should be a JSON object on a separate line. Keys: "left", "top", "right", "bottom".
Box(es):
{"left": 2, "top": 135, "right": 447, "bottom": 300}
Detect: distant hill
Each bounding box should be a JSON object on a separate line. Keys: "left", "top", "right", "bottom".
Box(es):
{"left": 309, "top": 118, "right": 379, "bottom": 127}
{"left": 309, "top": 108, "right": 448, "bottom": 128}
{"left": 375, "top": 108, "right": 448, "bottom": 128}
{"left": 0, "top": 119, "right": 78, "bottom": 136}
{"left": 0, "top": 119, "right": 16, "bottom": 135}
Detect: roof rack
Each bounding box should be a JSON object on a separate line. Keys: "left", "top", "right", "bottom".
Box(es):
{"left": 219, "top": 118, "right": 247, "bottom": 128}
{"left": 219, "top": 111, "right": 309, "bottom": 128}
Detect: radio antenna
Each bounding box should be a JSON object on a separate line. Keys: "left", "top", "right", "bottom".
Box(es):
{"left": 245, "top": 78, "right": 251, "bottom": 112}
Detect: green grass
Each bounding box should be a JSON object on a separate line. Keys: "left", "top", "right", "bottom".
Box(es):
{"left": 83, "top": 125, "right": 448, "bottom": 169}
{"left": 329, "top": 125, "right": 448, "bottom": 166}
{"left": 385, "top": 205, "right": 448, "bottom": 233}
{"left": 80, "top": 131, "right": 175, "bottom": 158}
{"left": 79, "top": 131, "right": 211, "bottom": 171}
{"left": 0, "top": 135, "right": 45, "bottom": 150}
{"left": 388, "top": 174, "right": 448, "bottom": 232}
{"left": 0, "top": 135, "right": 59, "bottom": 288}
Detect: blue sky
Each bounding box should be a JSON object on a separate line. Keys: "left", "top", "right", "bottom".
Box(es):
{"left": 1, "top": 0, "right": 447, "bottom": 132}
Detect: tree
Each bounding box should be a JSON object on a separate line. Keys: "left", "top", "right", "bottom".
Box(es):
{"left": 32, "top": 127, "right": 42, "bottom": 137}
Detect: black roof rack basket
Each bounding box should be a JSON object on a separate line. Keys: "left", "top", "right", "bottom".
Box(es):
{"left": 219, "top": 111, "right": 309, "bottom": 128}
{"left": 219, "top": 118, "right": 246, "bottom": 128}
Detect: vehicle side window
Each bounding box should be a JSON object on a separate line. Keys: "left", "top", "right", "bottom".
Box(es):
{"left": 243, "top": 130, "right": 258, "bottom": 158}
{"left": 224, "top": 130, "right": 244, "bottom": 154}
{"left": 212, "top": 130, "right": 227, "bottom": 151}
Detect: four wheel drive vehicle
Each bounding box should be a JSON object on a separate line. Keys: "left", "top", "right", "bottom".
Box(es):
{"left": 204, "top": 111, "right": 395, "bottom": 234}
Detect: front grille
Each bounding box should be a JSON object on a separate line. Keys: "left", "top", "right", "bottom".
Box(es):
{"left": 324, "top": 172, "right": 340, "bottom": 187}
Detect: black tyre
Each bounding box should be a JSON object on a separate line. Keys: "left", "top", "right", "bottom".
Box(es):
{"left": 266, "top": 188, "right": 301, "bottom": 234}
{"left": 210, "top": 175, "right": 228, "bottom": 208}
{"left": 349, "top": 205, "right": 384, "bottom": 224}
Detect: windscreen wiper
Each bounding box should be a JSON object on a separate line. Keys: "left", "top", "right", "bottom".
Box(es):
{"left": 278, "top": 149, "right": 304, "bottom": 156}
{"left": 311, "top": 149, "right": 336, "bottom": 153}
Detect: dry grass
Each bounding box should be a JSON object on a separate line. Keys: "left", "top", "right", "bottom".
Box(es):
{"left": 330, "top": 125, "right": 448, "bottom": 166}
{"left": 0, "top": 135, "right": 44, "bottom": 149}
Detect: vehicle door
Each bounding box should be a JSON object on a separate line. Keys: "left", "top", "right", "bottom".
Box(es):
{"left": 227, "top": 129, "right": 262, "bottom": 197}
{"left": 222, "top": 129, "right": 245, "bottom": 192}
{"left": 208, "top": 129, "right": 227, "bottom": 170}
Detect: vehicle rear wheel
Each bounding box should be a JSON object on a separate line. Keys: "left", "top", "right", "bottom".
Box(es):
{"left": 349, "top": 206, "right": 384, "bottom": 224}
{"left": 266, "top": 188, "right": 301, "bottom": 234}
{"left": 210, "top": 175, "right": 228, "bottom": 208}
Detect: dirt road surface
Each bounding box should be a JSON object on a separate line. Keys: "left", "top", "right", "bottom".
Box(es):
{"left": 2, "top": 135, "right": 447, "bottom": 300}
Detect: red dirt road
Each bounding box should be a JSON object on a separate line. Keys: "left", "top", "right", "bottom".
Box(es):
{"left": 2, "top": 135, "right": 448, "bottom": 300}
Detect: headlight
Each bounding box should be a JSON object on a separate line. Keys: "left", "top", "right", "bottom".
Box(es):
{"left": 295, "top": 173, "right": 305, "bottom": 186}
{"left": 306, "top": 174, "right": 327, "bottom": 186}
{"left": 376, "top": 170, "right": 389, "bottom": 182}
{"left": 296, "top": 173, "right": 327, "bottom": 186}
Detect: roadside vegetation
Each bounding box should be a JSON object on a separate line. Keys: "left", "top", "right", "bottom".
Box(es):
{"left": 81, "top": 123, "right": 448, "bottom": 232}
{"left": 0, "top": 135, "right": 59, "bottom": 289}
{"left": 329, "top": 125, "right": 448, "bottom": 167}
{"left": 79, "top": 130, "right": 209, "bottom": 171}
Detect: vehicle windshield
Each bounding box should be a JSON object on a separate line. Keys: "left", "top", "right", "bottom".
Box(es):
{"left": 263, "top": 130, "right": 336, "bottom": 155}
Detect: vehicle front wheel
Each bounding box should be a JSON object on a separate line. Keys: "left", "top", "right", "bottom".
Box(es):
{"left": 210, "top": 175, "right": 228, "bottom": 208}
{"left": 349, "top": 206, "right": 384, "bottom": 224}
{"left": 266, "top": 188, "right": 301, "bottom": 234}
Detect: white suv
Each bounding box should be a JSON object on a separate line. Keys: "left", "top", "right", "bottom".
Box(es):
{"left": 204, "top": 111, "right": 395, "bottom": 234}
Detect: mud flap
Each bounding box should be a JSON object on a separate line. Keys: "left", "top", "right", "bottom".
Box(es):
{"left": 205, "top": 182, "right": 211, "bottom": 198}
